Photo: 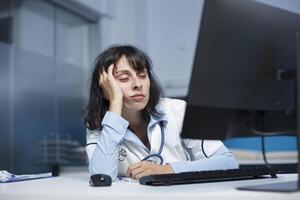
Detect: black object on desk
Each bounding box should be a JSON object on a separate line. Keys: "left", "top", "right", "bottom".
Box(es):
{"left": 139, "top": 166, "right": 277, "bottom": 186}
{"left": 90, "top": 174, "right": 112, "bottom": 187}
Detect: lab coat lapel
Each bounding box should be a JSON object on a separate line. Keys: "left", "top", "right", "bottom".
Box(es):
{"left": 150, "top": 123, "right": 162, "bottom": 155}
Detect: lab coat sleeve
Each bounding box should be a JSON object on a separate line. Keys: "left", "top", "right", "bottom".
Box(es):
{"left": 169, "top": 145, "right": 239, "bottom": 173}
{"left": 86, "top": 111, "right": 129, "bottom": 181}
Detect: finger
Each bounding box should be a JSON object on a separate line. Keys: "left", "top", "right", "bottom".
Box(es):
{"left": 127, "top": 162, "right": 142, "bottom": 176}
{"left": 107, "top": 64, "right": 115, "bottom": 82}
{"left": 129, "top": 161, "right": 155, "bottom": 179}
{"left": 132, "top": 163, "right": 171, "bottom": 179}
{"left": 99, "top": 67, "right": 105, "bottom": 75}
{"left": 131, "top": 162, "right": 157, "bottom": 179}
{"left": 129, "top": 161, "right": 143, "bottom": 170}
{"left": 130, "top": 166, "right": 146, "bottom": 179}
{"left": 99, "top": 67, "right": 106, "bottom": 80}
{"left": 99, "top": 70, "right": 108, "bottom": 99}
{"left": 134, "top": 171, "right": 151, "bottom": 180}
{"left": 107, "top": 64, "right": 114, "bottom": 77}
{"left": 101, "top": 67, "right": 108, "bottom": 80}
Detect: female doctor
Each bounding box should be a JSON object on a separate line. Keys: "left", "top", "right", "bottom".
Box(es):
{"left": 84, "top": 45, "right": 238, "bottom": 181}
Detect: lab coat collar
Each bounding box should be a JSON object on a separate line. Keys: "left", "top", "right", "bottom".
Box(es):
{"left": 148, "top": 99, "right": 168, "bottom": 127}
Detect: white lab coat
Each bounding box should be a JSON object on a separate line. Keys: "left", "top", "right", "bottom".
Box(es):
{"left": 86, "top": 98, "right": 223, "bottom": 177}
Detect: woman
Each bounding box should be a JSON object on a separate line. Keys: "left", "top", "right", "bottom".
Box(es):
{"left": 84, "top": 45, "right": 238, "bottom": 181}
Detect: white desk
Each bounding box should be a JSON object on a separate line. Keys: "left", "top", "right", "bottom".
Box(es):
{"left": 0, "top": 168, "right": 299, "bottom": 200}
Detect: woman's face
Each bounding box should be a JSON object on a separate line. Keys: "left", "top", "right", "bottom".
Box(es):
{"left": 114, "top": 56, "right": 150, "bottom": 114}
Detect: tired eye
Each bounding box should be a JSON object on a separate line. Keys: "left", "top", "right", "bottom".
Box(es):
{"left": 138, "top": 73, "right": 148, "bottom": 79}
{"left": 118, "top": 75, "right": 129, "bottom": 82}
{"left": 119, "top": 78, "right": 129, "bottom": 82}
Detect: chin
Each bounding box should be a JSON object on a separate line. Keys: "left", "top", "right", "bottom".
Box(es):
{"left": 124, "top": 101, "right": 148, "bottom": 112}
{"left": 130, "top": 103, "right": 147, "bottom": 111}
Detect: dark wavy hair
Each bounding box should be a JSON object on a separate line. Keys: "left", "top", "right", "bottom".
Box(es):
{"left": 83, "top": 45, "right": 163, "bottom": 130}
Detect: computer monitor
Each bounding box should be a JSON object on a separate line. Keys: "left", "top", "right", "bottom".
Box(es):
{"left": 181, "top": 0, "right": 300, "bottom": 192}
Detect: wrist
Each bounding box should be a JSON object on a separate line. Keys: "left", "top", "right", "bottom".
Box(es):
{"left": 109, "top": 99, "right": 123, "bottom": 115}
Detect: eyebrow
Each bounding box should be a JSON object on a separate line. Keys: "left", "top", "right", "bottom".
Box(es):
{"left": 114, "top": 70, "right": 131, "bottom": 75}
{"left": 115, "top": 69, "right": 147, "bottom": 75}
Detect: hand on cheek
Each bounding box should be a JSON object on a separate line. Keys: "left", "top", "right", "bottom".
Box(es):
{"left": 127, "top": 161, "right": 174, "bottom": 179}
{"left": 99, "top": 64, "right": 123, "bottom": 115}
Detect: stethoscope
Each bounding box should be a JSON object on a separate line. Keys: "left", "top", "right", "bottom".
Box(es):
{"left": 141, "top": 121, "right": 165, "bottom": 164}
{"left": 123, "top": 120, "right": 209, "bottom": 164}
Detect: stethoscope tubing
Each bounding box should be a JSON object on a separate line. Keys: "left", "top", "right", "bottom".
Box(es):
{"left": 142, "top": 121, "right": 165, "bottom": 164}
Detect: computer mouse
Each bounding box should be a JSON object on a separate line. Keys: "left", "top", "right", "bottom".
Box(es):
{"left": 89, "top": 174, "right": 112, "bottom": 187}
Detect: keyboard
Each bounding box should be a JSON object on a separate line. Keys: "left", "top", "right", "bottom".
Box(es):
{"left": 139, "top": 166, "right": 278, "bottom": 186}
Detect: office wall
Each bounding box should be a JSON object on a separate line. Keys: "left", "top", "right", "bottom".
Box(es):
{"left": 146, "top": 0, "right": 203, "bottom": 97}
{"left": 99, "top": 0, "right": 146, "bottom": 50}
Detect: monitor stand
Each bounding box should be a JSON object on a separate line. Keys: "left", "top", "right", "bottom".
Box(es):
{"left": 237, "top": 33, "right": 300, "bottom": 192}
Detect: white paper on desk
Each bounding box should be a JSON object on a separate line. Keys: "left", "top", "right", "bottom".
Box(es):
{"left": 118, "top": 176, "right": 138, "bottom": 183}
{"left": 0, "top": 170, "right": 52, "bottom": 183}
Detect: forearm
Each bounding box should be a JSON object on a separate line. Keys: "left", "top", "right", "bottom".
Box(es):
{"left": 87, "top": 112, "right": 129, "bottom": 181}
{"left": 88, "top": 132, "right": 120, "bottom": 180}
{"left": 169, "top": 146, "right": 239, "bottom": 173}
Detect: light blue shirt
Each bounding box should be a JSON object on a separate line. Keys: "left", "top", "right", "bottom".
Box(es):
{"left": 87, "top": 111, "right": 238, "bottom": 180}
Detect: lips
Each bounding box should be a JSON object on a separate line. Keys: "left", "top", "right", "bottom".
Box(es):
{"left": 130, "top": 94, "right": 145, "bottom": 101}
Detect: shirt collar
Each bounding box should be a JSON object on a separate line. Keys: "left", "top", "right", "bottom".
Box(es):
{"left": 123, "top": 100, "right": 168, "bottom": 149}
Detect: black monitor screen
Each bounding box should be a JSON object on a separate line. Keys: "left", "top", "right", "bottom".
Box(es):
{"left": 181, "top": 0, "right": 300, "bottom": 140}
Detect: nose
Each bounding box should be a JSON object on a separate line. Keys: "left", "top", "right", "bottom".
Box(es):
{"left": 132, "top": 76, "right": 142, "bottom": 90}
